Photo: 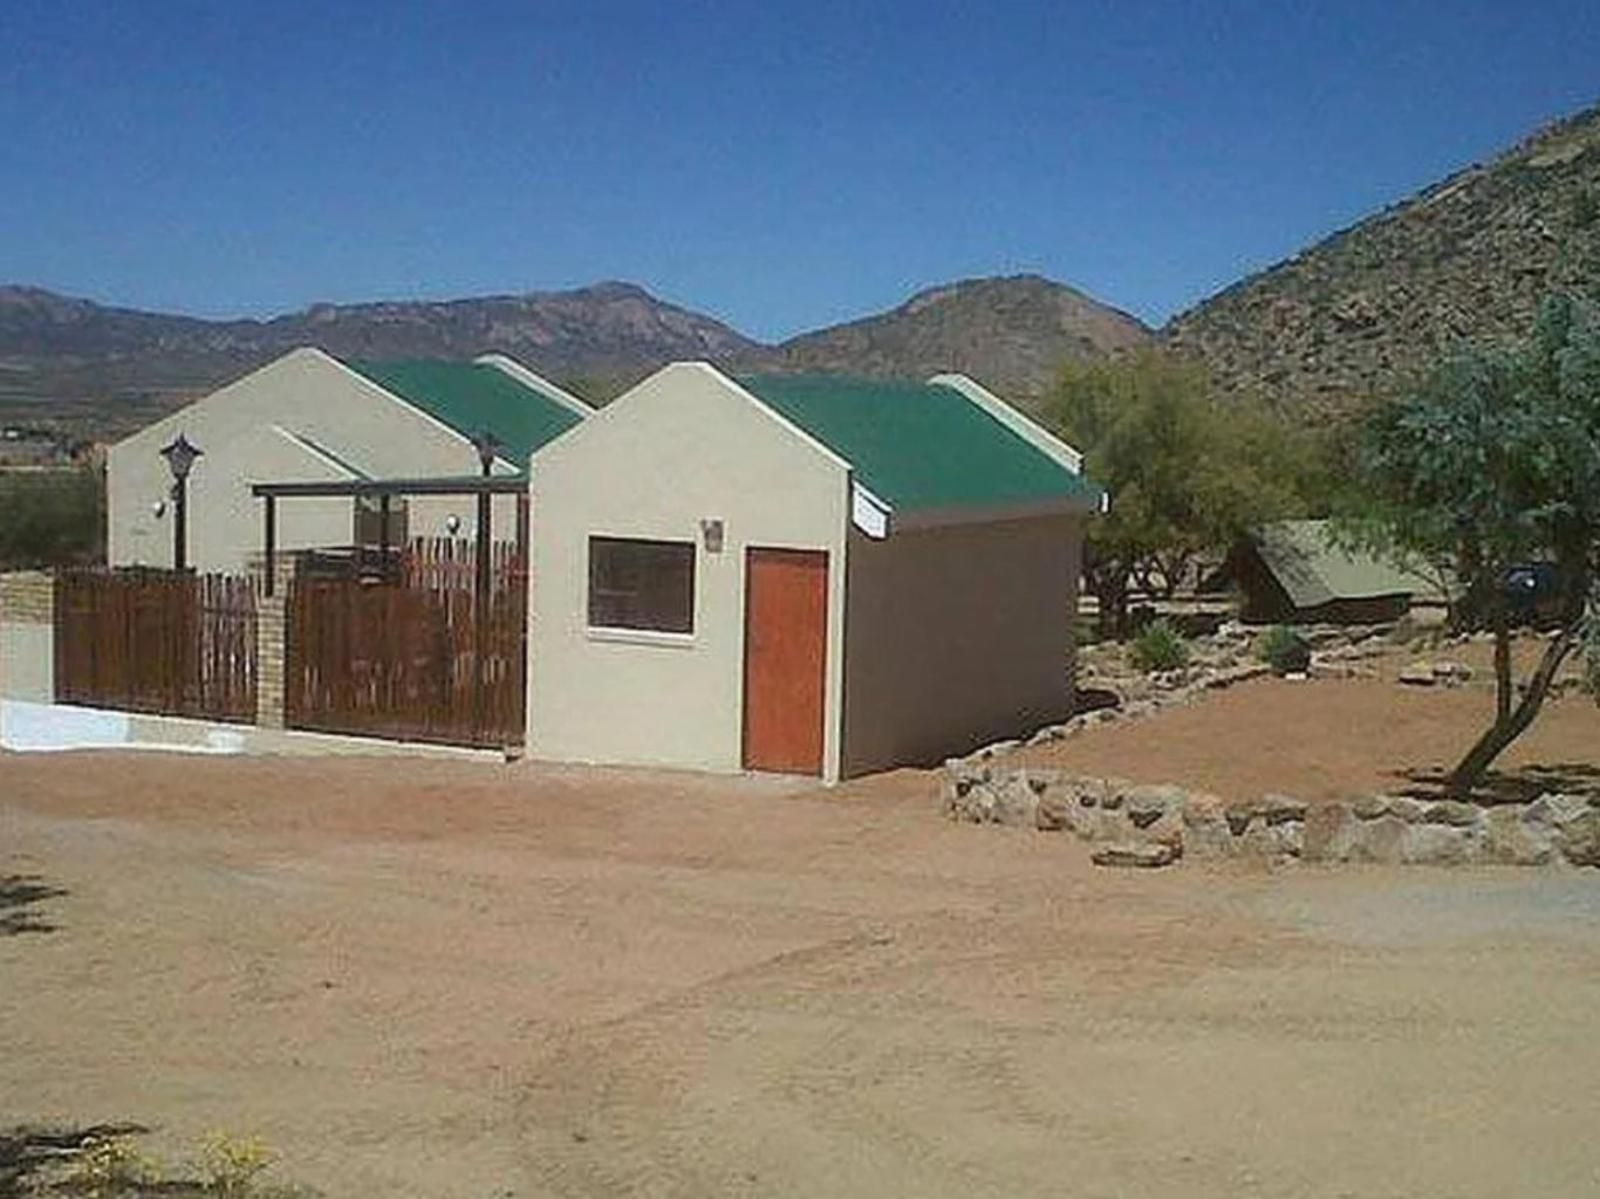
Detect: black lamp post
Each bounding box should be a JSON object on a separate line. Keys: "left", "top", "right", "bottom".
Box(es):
{"left": 468, "top": 430, "right": 500, "bottom": 739}
{"left": 470, "top": 429, "right": 500, "bottom": 479}
{"left": 159, "top": 433, "right": 202, "bottom": 572}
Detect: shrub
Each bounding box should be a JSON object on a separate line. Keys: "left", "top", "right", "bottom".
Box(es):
{"left": 200, "top": 1131, "right": 275, "bottom": 1197}
{"left": 61, "top": 1134, "right": 157, "bottom": 1198}
{"left": 1127, "top": 619, "right": 1189, "bottom": 673}
{"left": 1256, "top": 625, "right": 1312, "bottom": 675}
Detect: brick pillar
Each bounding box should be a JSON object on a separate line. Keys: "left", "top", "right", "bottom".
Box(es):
{"left": 256, "top": 593, "right": 286, "bottom": 729}
{"left": 0, "top": 571, "right": 55, "bottom": 624}
{"left": 0, "top": 570, "right": 56, "bottom": 701}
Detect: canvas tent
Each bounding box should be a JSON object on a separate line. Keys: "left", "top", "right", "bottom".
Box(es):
{"left": 1227, "top": 519, "right": 1443, "bottom": 624}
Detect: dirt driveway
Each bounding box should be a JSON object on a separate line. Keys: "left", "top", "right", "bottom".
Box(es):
{"left": 4, "top": 749, "right": 1600, "bottom": 1197}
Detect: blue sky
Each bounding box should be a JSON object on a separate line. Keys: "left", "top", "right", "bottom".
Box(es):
{"left": 2, "top": 1, "right": 1597, "bottom": 340}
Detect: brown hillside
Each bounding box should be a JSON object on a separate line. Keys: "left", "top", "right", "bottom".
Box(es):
{"left": 1164, "top": 103, "right": 1600, "bottom": 413}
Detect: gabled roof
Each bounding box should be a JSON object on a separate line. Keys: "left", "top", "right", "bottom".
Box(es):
{"left": 1252, "top": 520, "right": 1441, "bottom": 609}
{"left": 735, "top": 374, "right": 1100, "bottom": 515}
{"left": 344, "top": 358, "right": 584, "bottom": 464}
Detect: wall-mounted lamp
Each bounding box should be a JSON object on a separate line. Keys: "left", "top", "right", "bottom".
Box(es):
{"left": 445, "top": 514, "right": 461, "bottom": 536}
{"left": 700, "top": 518, "right": 725, "bottom": 554}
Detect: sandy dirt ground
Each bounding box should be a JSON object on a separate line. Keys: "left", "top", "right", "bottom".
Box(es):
{"left": 1026, "top": 635, "right": 1600, "bottom": 800}
{"left": 4, "top": 743, "right": 1600, "bottom": 1198}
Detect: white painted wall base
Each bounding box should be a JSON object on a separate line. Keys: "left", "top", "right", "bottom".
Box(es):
{"left": 0, "top": 699, "right": 503, "bottom": 762}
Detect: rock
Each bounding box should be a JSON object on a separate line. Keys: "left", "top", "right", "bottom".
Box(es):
{"left": 1424, "top": 800, "right": 1484, "bottom": 828}
{"left": 1432, "top": 661, "right": 1473, "bottom": 686}
{"left": 1035, "top": 792, "right": 1069, "bottom": 831}
{"left": 1398, "top": 663, "right": 1437, "bottom": 687}
{"left": 990, "top": 773, "right": 1042, "bottom": 827}
{"left": 1524, "top": 793, "right": 1592, "bottom": 828}
{"left": 1484, "top": 806, "right": 1559, "bottom": 866}
{"left": 1556, "top": 810, "right": 1600, "bottom": 868}
{"left": 1384, "top": 796, "right": 1430, "bottom": 824}
{"left": 946, "top": 781, "right": 995, "bottom": 823}
{"left": 1400, "top": 822, "right": 1478, "bottom": 865}
{"left": 1125, "top": 784, "right": 1186, "bottom": 829}
{"left": 1026, "top": 723, "right": 1067, "bottom": 747}
{"left": 1351, "top": 794, "right": 1392, "bottom": 820}
{"left": 1302, "top": 804, "right": 1359, "bottom": 862}
{"left": 1180, "top": 792, "right": 1235, "bottom": 859}
{"left": 1348, "top": 815, "right": 1408, "bottom": 864}
{"left": 974, "top": 738, "right": 1020, "bottom": 760}
{"left": 1223, "top": 802, "right": 1259, "bottom": 837}
{"left": 1092, "top": 842, "right": 1181, "bottom": 868}
{"left": 1270, "top": 820, "right": 1305, "bottom": 859}
{"left": 1260, "top": 794, "right": 1308, "bottom": 825}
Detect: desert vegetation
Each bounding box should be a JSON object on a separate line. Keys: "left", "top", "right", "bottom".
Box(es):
{"left": 1343, "top": 293, "right": 1600, "bottom": 793}
{"left": 0, "top": 467, "right": 103, "bottom": 570}
{"left": 1045, "top": 349, "right": 1327, "bottom": 638}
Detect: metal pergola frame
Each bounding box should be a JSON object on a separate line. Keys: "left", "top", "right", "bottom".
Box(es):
{"left": 249, "top": 474, "right": 530, "bottom": 599}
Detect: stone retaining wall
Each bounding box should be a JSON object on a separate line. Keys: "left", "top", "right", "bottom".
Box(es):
{"left": 942, "top": 760, "right": 1600, "bottom": 869}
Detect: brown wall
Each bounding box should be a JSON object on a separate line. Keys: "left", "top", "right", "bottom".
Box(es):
{"left": 839, "top": 514, "right": 1082, "bottom": 777}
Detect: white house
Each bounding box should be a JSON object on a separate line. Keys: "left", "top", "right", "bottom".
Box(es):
{"left": 526, "top": 363, "right": 1102, "bottom": 781}
{"left": 107, "top": 348, "right": 591, "bottom": 573}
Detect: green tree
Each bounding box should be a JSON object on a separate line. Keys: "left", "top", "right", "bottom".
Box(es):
{"left": 1349, "top": 295, "right": 1600, "bottom": 795}
{"left": 1047, "top": 351, "right": 1310, "bottom": 637}
{"left": 0, "top": 467, "right": 104, "bottom": 569}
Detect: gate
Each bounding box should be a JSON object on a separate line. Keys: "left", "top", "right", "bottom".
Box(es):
{"left": 54, "top": 569, "right": 258, "bottom": 722}
{"left": 284, "top": 538, "right": 526, "bottom": 749}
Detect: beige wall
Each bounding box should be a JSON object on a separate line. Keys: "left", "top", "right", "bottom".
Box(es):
{"left": 839, "top": 514, "right": 1083, "bottom": 776}
{"left": 527, "top": 363, "right": 850, "bottom": 780}
{"left": 108, "top": 348, "right": 518, "bottom": 574}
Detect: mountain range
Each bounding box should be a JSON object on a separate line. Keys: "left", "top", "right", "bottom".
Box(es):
{"left": 0, "top": 275, "right": 1150, "bottom": 440}
{"left": 4, "top": 99, "right": 1597, "bottom": 440}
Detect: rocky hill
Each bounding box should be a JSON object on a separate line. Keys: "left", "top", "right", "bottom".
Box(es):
{"left": 763, "top": 275, "right": 1151, "bottom": 396}
{"left": 1164, "top": 103, "right": 1600, "bottom": 413}
{"left": 0, "top": 281, "right": 764, "bottom": 437}
{"left": 0, "top": 275, "right": 1149, "bottom": 438}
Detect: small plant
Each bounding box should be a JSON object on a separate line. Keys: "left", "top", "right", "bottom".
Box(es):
{"left": 198, "top": 1131, "right": 275, "bottom": 1197}
{"left": 1256, "top": 624, "right": 1312, "bottom": 675}
{"left": 1127, "top": 618, "right": 1189, "bottom": 673}
{"left": 60, "top": 1134, "right": 159, "bottom": 1198}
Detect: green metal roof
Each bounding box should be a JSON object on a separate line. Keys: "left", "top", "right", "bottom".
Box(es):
{"left": 736, "top": 375, "right": 1100, "bottom": 513}
{"left": 345, "top": 359, "right": 582, "bottom": 464}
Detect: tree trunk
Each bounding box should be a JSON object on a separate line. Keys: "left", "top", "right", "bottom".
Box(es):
{"left": 1095, "top": 577, "right": 1129, "bottom": 641}
{"left": 1447, "top": 607, "right": 1584, "bottom": 797}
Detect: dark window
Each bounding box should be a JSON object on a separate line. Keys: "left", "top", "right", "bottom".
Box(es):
{"left": 588, "top": 536, "right": 695, "bottom": 633}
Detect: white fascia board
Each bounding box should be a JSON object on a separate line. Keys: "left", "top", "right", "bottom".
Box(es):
{"left": 851, "top": 483, "right": 891, "bottom": 539}
{"left": 475, "top": 352, "right": 596, "bottom": 418}
{"left": 928, "top": 372, "right": 1084, "bottom": 473}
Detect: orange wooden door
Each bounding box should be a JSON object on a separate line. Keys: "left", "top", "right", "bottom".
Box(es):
{"left": 743, "top": 548, "right": 828, "bottom": 775}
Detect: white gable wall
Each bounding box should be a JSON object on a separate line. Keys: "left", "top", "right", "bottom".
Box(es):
{"left": 527, "top": 363, "right": 850, "bottom": 780}
{"left": 109, "top": 348, "right": 508, "bottom": 573}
